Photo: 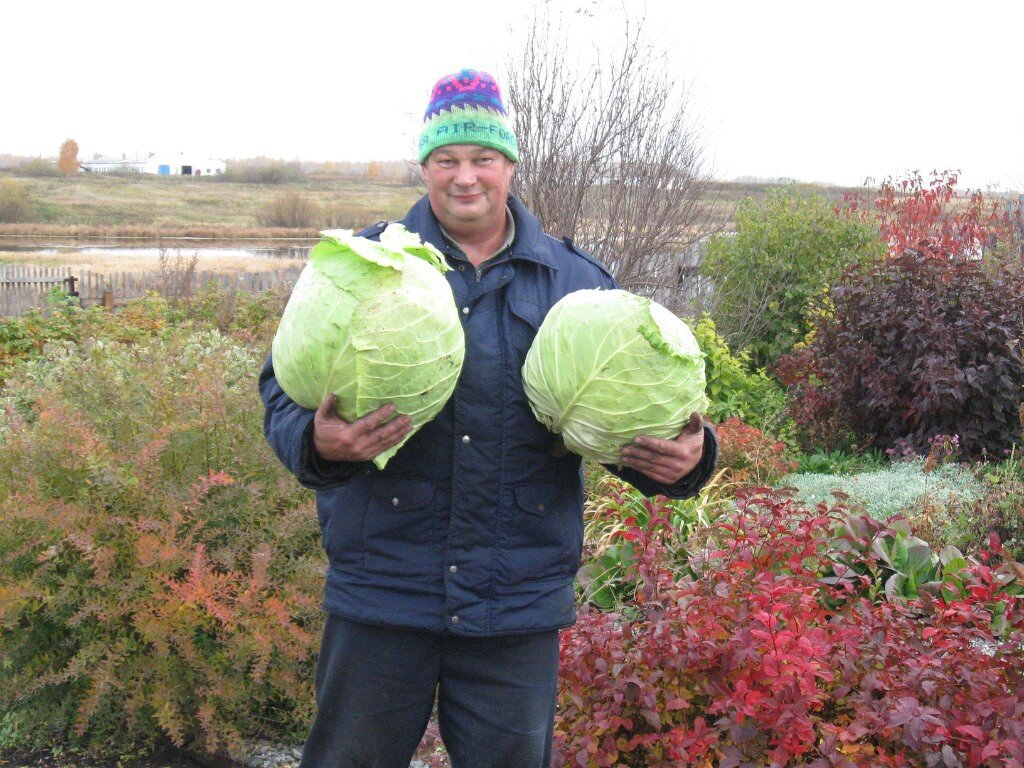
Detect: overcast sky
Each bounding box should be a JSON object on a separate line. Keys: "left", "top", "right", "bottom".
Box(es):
{"left": 5, "top": 0, "right": 1022, "bottom": 191}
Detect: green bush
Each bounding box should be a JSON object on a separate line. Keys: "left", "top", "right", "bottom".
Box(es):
{"left": 0, "top": 312, "right": 318, "bottom": 756}
{"left": 941, "top": 477, "right": 1024, "bottom": 561}
{"left": 0, "top": 178, "right": 34, "bottom": 223}
{"left": 690, "top": 315, "right": 789, "bottom": 437}
{"left": 13, "top": 158, "right": 59, "bottom": 178}
{"left": 0, "top": 289, "right": 288, "bottom": 384}
{"left": 219, "top": 163, "right": 304, "bottom": 185}
{"left": 701, "top": 188, "right": 882, "bottom": 367}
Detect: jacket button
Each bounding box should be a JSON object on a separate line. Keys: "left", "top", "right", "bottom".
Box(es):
{"left": 451, "top": 615, "right": 460, "bottom": 624}
{"left": 392, "top": 497, "right": 400, "bottom": 506}
{"left": 462, "top": 435, "right": 471, "bottom": 444}
{"left": 461, "top": 306, "right": 470, "bottom": 315}
{"left": 537, "top": 503, "right": 545, "bottom": 511}
{"left": 449, "top": 565, "right": 458, "bottom": 574}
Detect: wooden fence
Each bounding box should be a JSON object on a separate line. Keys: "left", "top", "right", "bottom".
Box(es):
{"left": 0, "top": 264, "right": 304, "bottom": 318}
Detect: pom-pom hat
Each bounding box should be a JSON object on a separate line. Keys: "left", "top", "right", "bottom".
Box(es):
{"left": 418, "top": 69, "right": 519, "bottom": 164}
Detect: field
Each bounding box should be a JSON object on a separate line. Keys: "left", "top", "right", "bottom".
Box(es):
{"left": 0, "top": 170, "right": 864, "bottom": 243}
{"left": 0, "top": 172, "right": 425, "bottom": 238}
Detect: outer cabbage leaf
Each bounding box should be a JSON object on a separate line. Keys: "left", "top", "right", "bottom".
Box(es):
{"left": 272, "top": 224, "right": 464, "bottom": 469}
{"left": 522, "top": 289, "right": 707, "bottom": 464}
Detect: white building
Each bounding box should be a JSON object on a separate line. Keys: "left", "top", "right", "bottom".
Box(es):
{"left": 81, "top": 153, "right": 226, "bottom": 176}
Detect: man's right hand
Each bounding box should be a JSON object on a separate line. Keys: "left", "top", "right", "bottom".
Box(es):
{"left": 313, "top": 394, "right": 413, "bottom": 462}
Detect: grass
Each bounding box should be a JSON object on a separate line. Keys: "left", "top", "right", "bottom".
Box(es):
{"left": 0, "top": 172, "right": 424, "bottom": 237}
{"left": 0, "top": 170, "right": 872, "bottom": 241}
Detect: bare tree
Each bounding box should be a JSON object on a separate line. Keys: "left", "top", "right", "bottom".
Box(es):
{"left": 504, "top": 5, "right": 718, "bottom": 315}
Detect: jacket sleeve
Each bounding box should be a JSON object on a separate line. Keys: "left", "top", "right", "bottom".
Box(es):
{"left": 259, "top": 355, "right": 366, "bottom": 489}
{"left": 603, "top": 424, "right": 719, "bottom": 500}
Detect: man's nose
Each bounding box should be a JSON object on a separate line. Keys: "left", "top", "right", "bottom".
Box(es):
{"left": 453, "top": 163, "right": 476, "bottom": 186}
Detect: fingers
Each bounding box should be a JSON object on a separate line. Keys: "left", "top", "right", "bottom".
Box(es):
{"left": 684, "top": 411, "right": 704, "bottom": 434}
{"left": 619, "top": 414, "right": 706, "bottom": 484}
{"left": 315, "top": 392, "right": 339, "bottom": 420}
{"left": 313, "top": 398, "right": 413, "bottom": 462}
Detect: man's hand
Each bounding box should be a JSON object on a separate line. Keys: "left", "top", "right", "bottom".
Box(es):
{"left": 313, "top": 394, "right": 413, "bottom": 463}
{"left": 619, "top": 411, "right": 705, "bottom": 485}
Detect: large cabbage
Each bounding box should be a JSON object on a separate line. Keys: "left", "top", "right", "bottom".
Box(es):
{"left": 272, "top": 224, "right": 464, "bottom": 469}
{"left": 522, "top": 289, "right": 707, "bottom": 464}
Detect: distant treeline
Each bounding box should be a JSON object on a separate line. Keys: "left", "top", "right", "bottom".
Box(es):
{"left": 0, "top": 153, "right": 420, "bottom": 184}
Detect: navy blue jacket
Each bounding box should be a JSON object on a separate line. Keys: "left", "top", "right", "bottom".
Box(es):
{"left": 260, "top": 194, "right": 718, "bottom": 636}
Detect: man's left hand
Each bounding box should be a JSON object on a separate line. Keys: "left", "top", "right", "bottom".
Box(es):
{"left": 619, "top": 412, "right": 705, "bottom": 485}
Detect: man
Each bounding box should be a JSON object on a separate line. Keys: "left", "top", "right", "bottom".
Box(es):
{"left": 260, "top": 69, "right": 717, "bottom": 768}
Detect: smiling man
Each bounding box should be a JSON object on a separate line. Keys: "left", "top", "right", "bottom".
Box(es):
{"left": 260, "top": 68, "right": 718, "bottom": 768}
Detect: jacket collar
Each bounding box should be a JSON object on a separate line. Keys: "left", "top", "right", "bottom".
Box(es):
{"left": 401, "top": 194, "right": 561, "bottom": 272}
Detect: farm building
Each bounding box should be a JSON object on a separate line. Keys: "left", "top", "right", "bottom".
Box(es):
{"left": 81, "top": 153, "right": 226, "bottom": 176}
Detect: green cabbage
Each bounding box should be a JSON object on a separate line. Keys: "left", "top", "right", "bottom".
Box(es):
{"left": 522, "top": 289, "right": 707, "bottom": 464}
{"left": 272, "top": 224, "right": 464, "bottom": 469}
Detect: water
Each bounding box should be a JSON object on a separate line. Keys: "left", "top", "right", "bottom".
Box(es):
{"left": 0, "top": 237, "right": 313, "bottom": 261}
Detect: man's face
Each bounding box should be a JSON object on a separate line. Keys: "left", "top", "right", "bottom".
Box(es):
{"left": 421, "top": 145, "right": 515, "bottom": 235}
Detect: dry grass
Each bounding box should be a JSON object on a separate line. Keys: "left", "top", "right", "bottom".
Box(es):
{"left": 0, "top": 247, "right": 306, "bottom": 274}
{"left": 0, "top": 172, "right": 423, "bottom": 236}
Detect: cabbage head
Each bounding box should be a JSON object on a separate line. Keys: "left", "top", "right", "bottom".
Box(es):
{"left": 522, "top": 289, "right": 707, "bottom": 464}
{"left": 272, "top": 224, "right": 464, "bottom": 469}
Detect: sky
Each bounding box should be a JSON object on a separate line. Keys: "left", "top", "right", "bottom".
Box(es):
{"left": 4, "top": 0, "right": 1022, "bottom": 191}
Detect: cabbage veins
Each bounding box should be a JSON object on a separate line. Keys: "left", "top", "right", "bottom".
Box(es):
{"left": 522, "top": 289, "right": 707, "bottom": 464}
{"left": 272, "top": 224, "right": 464, "bottom": 469}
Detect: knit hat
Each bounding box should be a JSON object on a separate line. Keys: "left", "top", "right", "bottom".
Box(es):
{"left": 418, "top": 69, "right": 519, "bottom": 164}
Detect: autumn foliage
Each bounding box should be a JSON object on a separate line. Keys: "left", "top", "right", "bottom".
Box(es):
{"left": 782, "top": 171, "right": 1024, "bottom": 457}
{"left": 553, "top": 491, "right": 1024, "bottom": 767}
{"left": 712, "top": 417, "right": 798, "bottom": 487}
{"left": 0, "top": 299, "right": 320, "bottom": 755}
{"left": 57, "top": 138, "right": 79, "bottom": 177}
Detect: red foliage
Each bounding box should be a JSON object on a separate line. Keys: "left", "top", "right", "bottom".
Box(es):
{"left": 714, "top": 417, "right": 798, "bottom": 486}
{"left": 553, "top": 492, "right": 1024, "bottom": 767}
{"left": 841, "top": 170, "right": 1009, "bottom": 261}
{"left": 771, "top": 347, "right": 852, "bottom": 453}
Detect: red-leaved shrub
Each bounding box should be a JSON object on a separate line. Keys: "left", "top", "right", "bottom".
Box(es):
{"left": 553, "top": 491, "right": 1024, "bottom": 767}
{"left": 714, "top": 417, "right": 798, "bottom": 486}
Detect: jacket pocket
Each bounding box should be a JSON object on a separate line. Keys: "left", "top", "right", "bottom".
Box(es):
{"left": 361, "top": 476, "right": 442, "bottom": 579}
{"left": 508, "top": 297, "right": 546, "bottom": 368}
{"left": 503, "top": 480, "right": 583, "bottom": 583}
{"left": 318, "top": 476, "right": 372, "bottom": 566}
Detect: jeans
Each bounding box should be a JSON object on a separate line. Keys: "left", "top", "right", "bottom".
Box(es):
{"left": 299, "top": 613, "right": 561, "bottom": 768}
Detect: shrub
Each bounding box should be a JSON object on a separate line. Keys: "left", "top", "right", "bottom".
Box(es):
{"left": 714, "top": 416, "right": 797, "bottom": 487}
{"left": 577, "top": 473, "right": 728, "bottom": 611}
{"left": 943, "top": 478, "right": 1024, "bottom": 562}
{"left": 219, "top": 162, "right": 304, "bottom": 185}
{"left": 0, "top": 326, "right": 320, "bottom": 756}
{"left": 810, "top": 247, "right": 1024, "bottom": 458}
{"left": 701, "top": 188, "right": 882, "bottom": 367}
{"left": 255, "top": 192, "right": 320, "bottom": 229}
{"left": 553, "top": 492, "right": 1024, "bottom": 767}
{"left": 14, "top": 158, "right": 59, "bottom": 178}
{"left": 690, "top": 315, "right": 789, "bottom": 437}
{"left": 0, "top": 178, "right": 33, "bottom": 223}
{"left": 772, "top": 343, "right": 856, "bottom": 453}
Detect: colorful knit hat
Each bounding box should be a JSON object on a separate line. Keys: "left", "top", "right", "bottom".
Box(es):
{"left": 418, "top": 69, "right": 519, "bottom": 163}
